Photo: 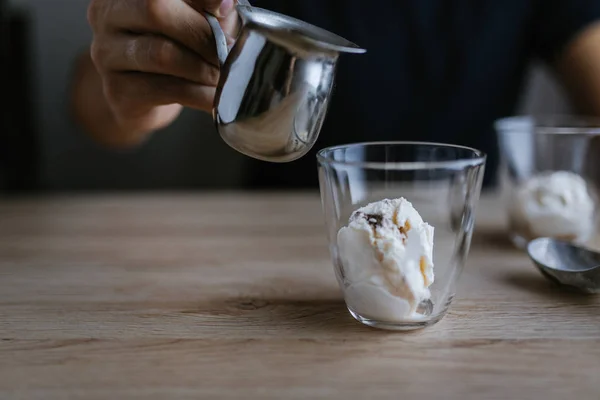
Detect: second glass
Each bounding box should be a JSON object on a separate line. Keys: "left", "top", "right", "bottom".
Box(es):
{"left": 496, "top": 115, "right": 600, "bottom": 249}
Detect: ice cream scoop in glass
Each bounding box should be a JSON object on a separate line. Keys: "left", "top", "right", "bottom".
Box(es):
{"left": 317, "top": 142, "right": 486, "bottom": 330}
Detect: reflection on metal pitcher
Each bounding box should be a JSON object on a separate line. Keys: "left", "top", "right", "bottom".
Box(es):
{"left": 205, "top": 2, "right": 366, "bottom": 162}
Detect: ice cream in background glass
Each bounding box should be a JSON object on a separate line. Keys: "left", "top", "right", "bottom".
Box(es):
{"left": 317, "top": 142, "right": 486, "bottom": 330}
{"left": 496, "top": 116, "right": 600, "bottom": 249}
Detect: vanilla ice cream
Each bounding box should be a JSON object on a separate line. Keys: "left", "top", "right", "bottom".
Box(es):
{"left": 337, "top": 198, "right": 435, "bottom": 321}
{"left": 509, "top": 171, "right": 596, "bottom": 243}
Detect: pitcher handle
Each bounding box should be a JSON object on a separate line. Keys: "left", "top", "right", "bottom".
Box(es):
{"left": 205, "top": 0, "right": 251, "bottom": 66}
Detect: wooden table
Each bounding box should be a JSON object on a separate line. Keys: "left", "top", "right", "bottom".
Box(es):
{"left": 0, "top": 192, "right": 599, "bottom": 399}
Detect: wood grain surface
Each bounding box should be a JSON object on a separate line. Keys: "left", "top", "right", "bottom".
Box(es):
{"left": 0, "top": 192, "right": 599, "bottom": 399}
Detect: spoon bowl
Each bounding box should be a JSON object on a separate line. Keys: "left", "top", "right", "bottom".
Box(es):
{"left": 527, "top": 237, "right": 600, "bottom": 294}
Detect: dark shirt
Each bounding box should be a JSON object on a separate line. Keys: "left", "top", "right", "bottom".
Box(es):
{"left": 241, "top": 0, "right": 600, "bottom": 189}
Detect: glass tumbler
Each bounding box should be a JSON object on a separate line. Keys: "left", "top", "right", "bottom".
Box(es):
{"left": 317, "top": 142, "right": 486, "bottom": 330}
{"left": 496, "top": 115, "right": 600, "bottom": 250}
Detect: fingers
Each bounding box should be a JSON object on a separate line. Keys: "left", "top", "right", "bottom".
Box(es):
{"left": 220, "top": 3, "right": 241, "bottom": 39}
{"left": 185, "top": 0, "right": 239, "bottom": 38}
{"left": 92, "top": 33, "right": 220, "bottom": 86}
{"left": 89, "top": 0, "right": 227, "bottom": 66}
{"left": 187, "top": 0, "right": 234, "bottom": 17}
{"left": 85, "top": 0, "right": 236, "bottom": 129}
{"left": 103, "top": 72, "right": 216, "bottom": 119}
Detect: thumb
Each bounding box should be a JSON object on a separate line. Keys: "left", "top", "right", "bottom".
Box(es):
{"left": 199, "top": 0, "right": 235, "bottom": 18}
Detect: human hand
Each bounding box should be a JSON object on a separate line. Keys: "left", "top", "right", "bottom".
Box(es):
{"left": 87, "top": 0, "right": 239, "bottom": 136}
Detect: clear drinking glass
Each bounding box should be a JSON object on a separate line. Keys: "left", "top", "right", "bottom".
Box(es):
{"left": 496, "top": 115, "right": 600, "bottom": 250}
{"left": 317, "top": 142, "right": 486, "bottom": 330}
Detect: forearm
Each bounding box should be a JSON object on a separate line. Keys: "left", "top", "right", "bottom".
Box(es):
{"left": 556, "top": 21, "right": 600, "bottom": 117}
{"left": 69, "top": 51, "right": 152, "bottom": 148}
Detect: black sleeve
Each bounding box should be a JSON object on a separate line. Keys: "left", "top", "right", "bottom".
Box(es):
{"left": 532, "top": 0, "right": 600, "bottom": 63}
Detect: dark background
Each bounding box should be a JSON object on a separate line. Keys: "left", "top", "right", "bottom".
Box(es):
{"left": 0, "top": 0, "right": 575, "bottom": 194}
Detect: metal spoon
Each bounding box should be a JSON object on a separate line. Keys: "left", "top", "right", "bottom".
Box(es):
{"left": 527, "top": 237, "right": 600, "bottom": 294}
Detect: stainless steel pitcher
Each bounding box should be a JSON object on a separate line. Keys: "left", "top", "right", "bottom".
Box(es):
{"left": 205, "top": 1, "right": 366, "bottom": 163}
